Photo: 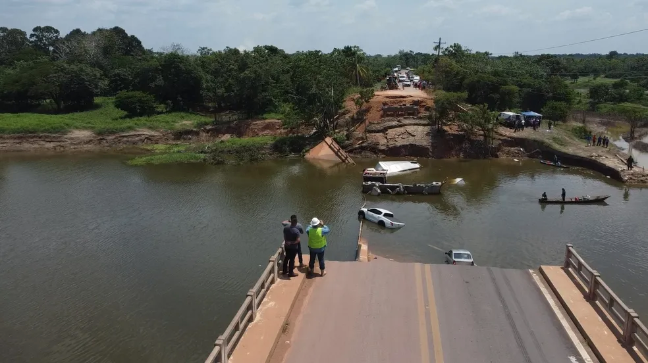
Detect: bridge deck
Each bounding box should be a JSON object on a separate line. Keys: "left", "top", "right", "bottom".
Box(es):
{"left": 276, "top": 260, "right": 592, "bottom": 363}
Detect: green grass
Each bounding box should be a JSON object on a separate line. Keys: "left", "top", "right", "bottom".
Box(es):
{"left": 550, "top": 135, "right": 568, "bottom": 147}
{"left": 127, "top": 153, "right": 205, "bottom": 166}
{"left": 0, "top": 97, "right": 213, "bottom": 135}
{"left": 128, "top": 136, "right": 311, "bottom": 166}
{"left": 569, "top": 76, "right": 619, "bottom": 92}
{"left": 262, "top": 112, "right": 284, "bottom": 120}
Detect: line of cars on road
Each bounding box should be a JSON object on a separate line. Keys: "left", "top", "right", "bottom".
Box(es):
{"left": 392, "top": 66, "right": 420, "bottom": 88}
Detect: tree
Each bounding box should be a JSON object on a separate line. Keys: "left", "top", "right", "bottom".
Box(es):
{"left": 458, "top": 104, "right": 497, "bottom": 145}
{"left": 569, "top": 73, "right": 579, "bottom": 83}
{"left": 157, "top": 53, "right": 204, "bottom": 110}
{"left": 29, "top": 26, "right": 60, "bottom": 55}
{"left": 114, "top": 91, "right": 157, "bottom": 116}
{"left": 430, "top": 91, "right": 467, "bottom": 132}
{"left": 498, "top": 85, "right": 519, "bottom": 110}
{"left": 541, "top": 101, "right": 571, "bottom": 123}
{"left": 353, "top": 88, "right": 374, "bottom": 118}
{"left": 463, "top": 74, "right": 503, "bottom": 110}
{"left": 197, "top": 47, "right": 214, "bottom": 56}
{"left": 614, "top": 105, "right": 647, "bottom": 140}
{"left": 588, "top": 83, "right": 610, "bottom": 105}
{"left": 0, "top": 28, "right": 29, "bottom": 64}
{"left": 31, "top": 62, "right": 104, "bottom": 111}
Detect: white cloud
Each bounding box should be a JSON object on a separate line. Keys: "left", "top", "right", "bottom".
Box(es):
{"left": 356, "top": 0, "right": 376, "bottom": 10}
{"left": 479, "top": 5, "right": 518, "bottom": 16}
{"left": 555, "top": 7, "right": 593, "bottom": 20}
{"left": 422, "top": 0, "right": 457, "bottom": 9}
{"left": 252, "top": 12, "right": 277, "bottom": 20}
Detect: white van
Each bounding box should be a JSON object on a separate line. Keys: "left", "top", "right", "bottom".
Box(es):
{"left": 497, "top": 112, "right": 523, "bottom": 127}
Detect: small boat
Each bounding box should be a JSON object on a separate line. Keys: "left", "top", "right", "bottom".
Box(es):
{"left": 540, "top": 159, "right": 570, "bottom": 169}
{"left": 538, "top": 195, "right": 610, "bottom": 204}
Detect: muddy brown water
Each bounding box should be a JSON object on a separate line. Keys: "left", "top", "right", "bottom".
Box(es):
{"left": 1, "top": 154, "right": 647, "bottom": 362}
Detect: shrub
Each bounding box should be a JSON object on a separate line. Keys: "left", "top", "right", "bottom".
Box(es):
{"left": 272, "top": 135, "right": 311, "bottom": 155}
{"left": 541, "top": 101, "right": 571, "bottom": 123}
{"left": 114, "top": 91, "right": 157, "bottom": 117}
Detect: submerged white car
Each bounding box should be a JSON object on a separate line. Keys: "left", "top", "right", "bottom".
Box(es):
{"left": 358, "top": 208, "right": 404, "bottom": 229}
{"left": 444, "top": 249, "right": 475, "bottom": 266}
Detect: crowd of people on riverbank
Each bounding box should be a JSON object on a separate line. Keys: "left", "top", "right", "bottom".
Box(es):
{"left": 281, "top": 215, "right": 329, "bottom": 278}
{"left": 586, "top": 133, "right": 610, "bottom": 148}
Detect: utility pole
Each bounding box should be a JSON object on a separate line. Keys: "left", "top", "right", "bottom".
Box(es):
{"left": 433, "top": 37, "right": 446, "bottom": 91}
{"left": 435, "top": 37, "right": 445, "bottom": 58}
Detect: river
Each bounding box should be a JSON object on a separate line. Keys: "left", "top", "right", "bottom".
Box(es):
{"left": 1, "top": 154, "right": 646, "bottom": 362}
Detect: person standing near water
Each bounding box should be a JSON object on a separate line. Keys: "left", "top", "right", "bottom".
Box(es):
{"left": 561, "top": 188, "right": 566, "bottom": 202}
{"left": 282, "top": 215, "right": 304, "bottom": 277}
{"left": 306, "top": 217, "right": 330, "bottom": 277}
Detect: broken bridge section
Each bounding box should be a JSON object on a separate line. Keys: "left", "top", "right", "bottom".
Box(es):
{"left": 304, "top": 136, "right": 355, "bottom": 165}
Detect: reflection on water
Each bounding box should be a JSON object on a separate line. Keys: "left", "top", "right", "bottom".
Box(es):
{"left": 0, "top": 155, "right": 647, "bottom": 362}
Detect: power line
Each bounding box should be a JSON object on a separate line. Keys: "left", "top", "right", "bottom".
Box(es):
{"left": 493, "top": 28, "right": 648, "bottom": 56}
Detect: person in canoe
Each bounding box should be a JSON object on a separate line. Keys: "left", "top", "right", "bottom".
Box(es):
{"left": 561, "top": 188, "right": 566, "bottom": 202}
{"left": 541, "top": 192, "right": 548, "bottom": 201}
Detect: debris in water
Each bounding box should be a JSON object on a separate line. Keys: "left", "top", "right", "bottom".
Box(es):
{"left": 449, "top": 178, "right": 465, "bottom": 185}
{"left": 514, "top": 159, "right": 520, "bottom": 162}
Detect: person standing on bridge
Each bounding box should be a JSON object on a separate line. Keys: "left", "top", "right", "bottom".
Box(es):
{"left": 306, "top": 217, "right": 330, "bottom": 277}
{"left": 282, "top": 215, "right": 304, "bottom": 277}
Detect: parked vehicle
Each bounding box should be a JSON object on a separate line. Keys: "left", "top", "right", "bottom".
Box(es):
{"left": 402, "top": 80, "right": 411, "bottom": 87}
{"left": 444, "top": 249, "right": 475, "bottom": 265}
{"left": 398, "top": 75, "right": 407, "bottom": 82}
{"left": 358, "top": 208, "right": 404, "bottom": 229}
{"left": 497, "top": 112, "right": 523, "bottom": 127}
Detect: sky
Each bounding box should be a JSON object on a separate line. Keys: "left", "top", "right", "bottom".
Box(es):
{"left": 2, "top": 0, "right": 647, "bottom": 55}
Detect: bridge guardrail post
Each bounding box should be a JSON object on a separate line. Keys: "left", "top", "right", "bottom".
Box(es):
{"left": 215, "top": 336, "right": 227, "bottom": 363}
{"left": 623, "top": 310, "right": 639, "bottom": 346}
{"left": 270, "top": 256, "right": 278, "bottom": 282}
{"left": 587, "top": 271, "right": 600, "bottom": 301}
{"left": 248, "top": 289, "right": 257, "bottom": 320}
{"left": 564, "top": 244, "right": 573, "bottom": 268}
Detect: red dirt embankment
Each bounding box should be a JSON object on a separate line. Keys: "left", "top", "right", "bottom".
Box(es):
{"left": 345, "top": 88, "right": 433, "bottom": 133}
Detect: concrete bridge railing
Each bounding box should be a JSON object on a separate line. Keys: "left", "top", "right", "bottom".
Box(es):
{"left": 205, "top": 247, "right": 285, "bottom": 363}
{"left": 564, "top": 244, "right": 648, "bottom": 356}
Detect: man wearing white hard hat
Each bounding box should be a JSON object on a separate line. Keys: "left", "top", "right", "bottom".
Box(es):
{"left": 306, "top": 217, "right": 330, "bottom": 276}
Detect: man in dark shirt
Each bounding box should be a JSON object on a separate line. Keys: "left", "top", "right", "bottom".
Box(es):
{"left": 282, "top": 215, "right": 304, "bottom": 277}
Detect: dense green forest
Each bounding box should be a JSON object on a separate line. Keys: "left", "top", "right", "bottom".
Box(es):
{"left": 1, "top": 25, "right": 648, "bottom": 135}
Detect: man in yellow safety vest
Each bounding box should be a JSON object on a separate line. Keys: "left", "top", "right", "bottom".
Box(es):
{"left": 306, "top": 217, "right": 330, "bottom": 276}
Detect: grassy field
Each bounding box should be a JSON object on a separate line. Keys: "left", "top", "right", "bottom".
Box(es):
{"left": 127, "top": 137, "right": 280, "bottom": 166}
{"left": 570, "top": 76, "right": 619, "bottom": 94}
{"left": 0, "top": 97, "right": 214, "bottom": 135}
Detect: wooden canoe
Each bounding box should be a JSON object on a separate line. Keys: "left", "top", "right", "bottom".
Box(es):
{"left": 540, "top": 160, "right": 570, "bottom": 168}
{"left": 538, "top": 195, "right": 610, "bottom": 204}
